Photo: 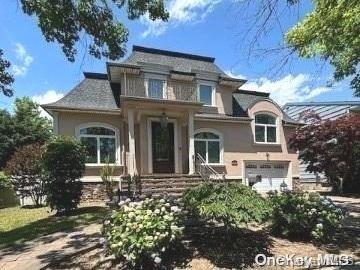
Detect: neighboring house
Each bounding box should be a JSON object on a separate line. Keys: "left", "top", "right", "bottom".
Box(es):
{"left": 283, "top": 101, "right": 360, "bottom": 184}
{"left": 42, "top": 45, "right": 300, "bottom": 194}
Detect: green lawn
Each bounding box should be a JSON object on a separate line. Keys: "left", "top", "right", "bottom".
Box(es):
{"left": 0, "top": 205, "right": 108, "bottom": 249}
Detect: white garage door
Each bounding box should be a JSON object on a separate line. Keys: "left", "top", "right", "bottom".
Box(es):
{"left": 245, "top": 162, "right": 290, "bottom": 192}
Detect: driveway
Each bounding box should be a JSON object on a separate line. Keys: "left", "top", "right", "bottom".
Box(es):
{"left": 0, "top": 223, "right": 101, "bottom": 269}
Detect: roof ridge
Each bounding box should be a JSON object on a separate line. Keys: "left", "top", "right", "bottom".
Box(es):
{"left": 132, "top": 45, "right": 215, "bottom": 63}
{"left": 234, "top": 89, "right": 270, "bottom": 97}
{"left": 284, "top": 100, "right": 360, "bottom": 106}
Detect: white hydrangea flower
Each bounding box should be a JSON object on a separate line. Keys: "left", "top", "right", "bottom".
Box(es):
{"left": 316, "top": 223, "right": 323, "bottom": 229}
{"left": 154, "top": 256, "right": 162, "bottom": 264}
{"left": 104, "top": 220, "right": 110, "bottom": 225}
{"left": 159, "top": 199, "right": 165, "bottom": 203}
{"left": 154, "top": 209, "right": 160, "bottom": 215}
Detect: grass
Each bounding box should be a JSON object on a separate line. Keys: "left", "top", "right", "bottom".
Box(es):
{"left": 0, "top": 205, "right": 109, "bottom": 249}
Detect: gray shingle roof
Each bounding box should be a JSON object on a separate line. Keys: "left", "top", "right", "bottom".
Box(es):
{"left": 122, "top": 46, "right": 228, "bottom": 75}
{"left": 42, "top": 73, "right": 120, "bottom": 112}
{"left": 233, "top": 90, "right": 299, "bottom": 124}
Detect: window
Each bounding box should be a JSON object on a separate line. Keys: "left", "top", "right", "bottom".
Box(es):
{"left": 255, "top": 114, "right": 277, "bottom": 143}
{"left": 198, "top": 84, "right": 214, "bottom": 106}
{"left": 194, "top": 131, "right": 221, "bottom": 164}
{"left": 147, "top": 78, "right": 164, "bottom": 99}
{"left": 78, "top": 125, "right": 118, "bottom": 164}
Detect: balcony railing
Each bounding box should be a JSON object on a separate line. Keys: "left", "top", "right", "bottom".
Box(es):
{"left": 123, "top": 76, "right": 198, "bottom": 102}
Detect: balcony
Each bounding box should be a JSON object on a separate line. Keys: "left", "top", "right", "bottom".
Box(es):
{"left": 122, "top": 76, "right": 198, "bottom": 102}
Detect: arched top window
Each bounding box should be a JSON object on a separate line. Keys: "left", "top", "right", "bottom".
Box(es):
{"left": 194, "top": 129, "right": 223, "bottom": 164}
{"left": 79, "top": 127, "right": 115, "bottom": 136}
{"left": 254, "top": 113, "right": 278, "bottom": 143}
{"left": 77, "top": 123, "right": 120, "bottom": 165}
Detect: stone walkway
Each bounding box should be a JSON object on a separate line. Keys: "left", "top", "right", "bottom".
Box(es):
{"left": 0, "top": 224, "right": 101, "bottom": 270}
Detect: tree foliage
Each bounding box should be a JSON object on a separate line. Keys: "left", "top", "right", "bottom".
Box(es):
{"left": 42, "top": 136, "right": 86, "bottom": 214}
{"left": 0, "top": 49, "right": 14, "bottom": 97}
{"left": 0, "top": 97, "right": 52, "bottom": 169}
{"left": 286, "top": 0, "right": 360, "bottom": 96}
{"left": 289, "top": 114, "right": 360, "bottom": 193}
{"left": 4, "top": 143, "right": 45, "bottom": 206}
{"left": 20, "top": 0, "right": 168, "bottom": 62}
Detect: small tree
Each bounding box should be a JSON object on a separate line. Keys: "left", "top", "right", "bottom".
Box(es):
{"left": 42, "top": 136, "right": 86, "bottom": 215}
{"left": 290, "top": 114, "right": 360, "bottom": 193}
{"left": 100, "top": 156, "right": 115, "bottom": 201}
{"left": 4, "top": 143, "right": 45, "bottom": 206}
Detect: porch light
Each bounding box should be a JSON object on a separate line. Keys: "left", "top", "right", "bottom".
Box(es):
{"left": 160, "top": 112, "right": 168, "bottom": 128}
{"left": 280, "top": 181, "right": 288, "bottom": 192}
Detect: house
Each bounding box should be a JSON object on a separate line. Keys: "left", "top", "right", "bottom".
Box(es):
{"left": 283, "top": 101, "right": 360, "bottom": 188}
{"left": 42, "top": 45, "right": 300, "bottom": 196}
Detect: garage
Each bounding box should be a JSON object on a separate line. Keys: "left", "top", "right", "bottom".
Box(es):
{"left": 244, "top": 161, "right": 291, "bottom": 192}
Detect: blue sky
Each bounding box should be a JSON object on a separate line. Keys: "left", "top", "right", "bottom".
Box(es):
{"left": 0, "top": 0, "right": 358, "bottom": 112}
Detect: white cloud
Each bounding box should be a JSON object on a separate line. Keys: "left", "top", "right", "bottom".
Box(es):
{"left": 227, "top": 72, "right": 333, "bottom": 105}
{"left": 141, "top": 0, "right": 222, "bottom": 37}
{"left": 32, "top": 90, "right": 64, "bottom": 119}
{"left": 11, "top": 43, "right": 34, "bottom": 76}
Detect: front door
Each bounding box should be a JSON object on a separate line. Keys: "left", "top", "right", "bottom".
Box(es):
{"left": 152, "top": 122, "right": 175, "bottom": 173}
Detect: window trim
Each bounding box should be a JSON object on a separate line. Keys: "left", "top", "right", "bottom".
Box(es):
{"left": 75, "top": 122, "right": 121, "bottom": 166}
{"left": 194, "top": 128, "right": 224, "bottom": 165}
{"left": 253, "top": 112, "right": 279, "bottom": 144}
{"left": 144, "top": 73, "right": 167, "bottom": 99}
{"left": 197, "top": 80, "right": 216, "bottom": 106}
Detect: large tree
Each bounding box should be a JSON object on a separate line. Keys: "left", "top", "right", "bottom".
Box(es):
{"left": 235, "top": 0, "right": 360, "bottom": 96}
{"left": 286, "top": 0, "right": 360, "bottom": 96}
{"left": 289, "top": 113, "right": 360, "bottom": 193}
{"left": 0, "top": 97, "right": 52, "bottom": 169}
{"left": 0, "top": 0, "right": 169, "bottom": 97}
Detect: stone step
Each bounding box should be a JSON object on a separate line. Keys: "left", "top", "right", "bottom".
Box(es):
{"left": 141, "top": 174, "right": 201, "bottom": 179}
{"left": 140, "top": 181, "right": 204, "bottom": 188}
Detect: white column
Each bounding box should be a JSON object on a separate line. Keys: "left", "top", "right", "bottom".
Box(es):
{"left": 52, "top": 112, "right": 59, "bottom": 135}
{"left": 188, "top": 111, "right": 195, "bottom": 174}
{"left": 128, "top": 109, "right": 137, "bottom": 176}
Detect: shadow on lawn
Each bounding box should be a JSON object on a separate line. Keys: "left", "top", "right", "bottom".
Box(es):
{"left": 186, "top": 226, "right": 273, "bottom": 269}
{"left": 0, "top": 206, "right": 107, "bottom": 255}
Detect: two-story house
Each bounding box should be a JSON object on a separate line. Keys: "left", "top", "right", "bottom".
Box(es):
{"left": 42, "top": 45, "right": 300, "bottom": 195}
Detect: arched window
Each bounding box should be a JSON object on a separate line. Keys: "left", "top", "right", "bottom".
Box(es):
{"left": 255, "top": 114, "right": 277, "bottom": 143}
{"left": 77, "top": 124, "right": 119, "bottom": 165}
{"left": 194, "top": 130, "right": 222, "bottom": 164}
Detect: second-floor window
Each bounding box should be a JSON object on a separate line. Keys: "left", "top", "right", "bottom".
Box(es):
{"left": 198, "top": 84, "right": 214, "bottom": 106}
{"left": 148, "top": 78, "right": 164, "bottom": 99}
{"left": 255, "top": 114, "right": 277, "bottom": 143}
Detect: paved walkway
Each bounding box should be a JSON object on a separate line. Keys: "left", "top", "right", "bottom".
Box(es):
{"left": 0, "top": 224, "right": 101, "bottom": 270}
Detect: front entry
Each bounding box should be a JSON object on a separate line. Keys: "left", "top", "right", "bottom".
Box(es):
{"left": 152, "top": 122, "right": 175, "bottom": 173}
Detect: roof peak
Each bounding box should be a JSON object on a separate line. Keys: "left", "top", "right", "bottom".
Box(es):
{"left": 132, "top": 45, "right": 215, "bottom": 63}
{"left": 83, "top": 72, "right": 108, "bottom": 80}
{"left": 234, "top": 89, "right": 270, "bottom": 97}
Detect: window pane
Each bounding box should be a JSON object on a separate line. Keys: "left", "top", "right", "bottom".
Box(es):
{"left": 80, "top": 127, "right": 115, "bottom": 135}
{"left": 199, "top": 85, "right": 212, "bottom": 105}
{"left": 208, "top": 141, "right": 220, "bottom": 163}
{"left": 148, "top": 79, "right": 164, "bottom": 99}
{"left": 255, "top": 125, "right": 265, "bottom": 142}
{"left": 195, "top": 141, "right": 206, "bottom": 160}
{"left": 194, "top": 132, "right": 219, "bottom": 139}
{"left": 100, "top": 137, "right": 116, "bottom": 163}
{"left": 267, "top": 126, "right": 277, "bottom": 142}
{"left": 255, "top": 114, "right": 276, "bottom": 124}
{"left": 81, "top": 137, "right": 97, "bottom": 163}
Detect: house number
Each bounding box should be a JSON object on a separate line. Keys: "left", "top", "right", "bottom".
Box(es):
{"left": 232, "top": 160, "right": 238, "bottom": 166}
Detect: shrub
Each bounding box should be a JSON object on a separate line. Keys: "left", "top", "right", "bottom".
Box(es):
{"left": 100, "top": 156, "right": 115, "bottom": 201}
{"left": 269, "top": 191, "right": 346, "bottom": 242}
{"left": 183, "top": 183, "right": 271, "bottom": 228}
{"left": 103, "top": 198, "right": 183, "bottom": 267}
{"left": 42, "top": 136, "right": 86, "bottom": 214}
{"left": 0, "top": 171, "right": 11, "bottom": 189}
{"left": 4, "top": 143, "right": 45, "bottom": 206}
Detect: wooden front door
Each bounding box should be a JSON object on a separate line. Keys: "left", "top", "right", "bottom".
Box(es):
{"left": 152, "top": 122, "right": 175, "bottom": 173}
